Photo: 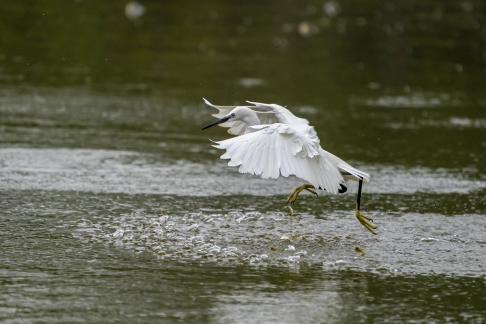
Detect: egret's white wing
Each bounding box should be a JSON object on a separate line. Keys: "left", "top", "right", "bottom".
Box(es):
{"left": 246, "top": 101, "right": 310, "bottom": 126}
{"left": 245, "top": 101, "right": 370, "bottom": 182}
{"left": 213, "top": 123, "right": 344, "bottom": 194}
{"left": 241, "top": 101, "right": 280, "bottom": 124}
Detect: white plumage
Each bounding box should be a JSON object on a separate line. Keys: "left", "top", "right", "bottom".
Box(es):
{"left": 203, "top": 99, "right": 370, "bottom": 195}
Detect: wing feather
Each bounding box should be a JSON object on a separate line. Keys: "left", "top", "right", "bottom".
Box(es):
{"left": 213, "top": 124, "right": 344, "bottom": 193}
{"left": 246, "top": 101, "right": 310, "bottom": 126}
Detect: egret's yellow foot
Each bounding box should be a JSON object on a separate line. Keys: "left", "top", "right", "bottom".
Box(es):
{"left": 286, "top": 184, "right": 317, "bottom": 216}
{"left": 355, "top": 210, "right": 377, "bottom": 235}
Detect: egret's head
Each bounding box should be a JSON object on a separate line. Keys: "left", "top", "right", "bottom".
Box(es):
{"left": 202, "top": 107, "right": 256, "bottom": 130}
{"left": 230, "top": 107, "right": 257, "bottom": 120}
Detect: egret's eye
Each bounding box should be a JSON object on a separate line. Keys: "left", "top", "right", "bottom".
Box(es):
{"left": 231, "top": 113, "right": 236, "bottom": 117}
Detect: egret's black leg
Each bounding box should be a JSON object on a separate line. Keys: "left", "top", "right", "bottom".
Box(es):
{"left": 357, "top": 178, "right": 363, "bottom": 211}
{"left": 355, "top": 177, "right": 377, "bottom": 234}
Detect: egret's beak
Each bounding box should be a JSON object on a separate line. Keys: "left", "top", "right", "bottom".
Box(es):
{"left": 202, "top": 115, "right": 231, "bottom": 130}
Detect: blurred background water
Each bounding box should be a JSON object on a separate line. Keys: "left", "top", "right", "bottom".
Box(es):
{"left": 0, "top": 1, "right": 485, "bottom": 323}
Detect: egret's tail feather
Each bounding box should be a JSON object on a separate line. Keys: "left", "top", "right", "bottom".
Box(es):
{"left": 319, "top": 148, "right": 370, "bottom": 182}
{"left": 339, "top": 164, "right": 370, "bottom": 182}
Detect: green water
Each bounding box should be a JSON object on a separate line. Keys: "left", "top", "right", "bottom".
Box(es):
{"left": 1, "top": 1, "right": 485, "bottom": 323}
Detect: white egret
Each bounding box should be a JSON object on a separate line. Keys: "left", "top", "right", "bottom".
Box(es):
{"left": 202, "top": 98, "right": 376, "bottom": 234}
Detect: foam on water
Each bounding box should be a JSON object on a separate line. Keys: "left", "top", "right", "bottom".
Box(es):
{"left": 0, "top": 148, "right": 484, "bottom": 196}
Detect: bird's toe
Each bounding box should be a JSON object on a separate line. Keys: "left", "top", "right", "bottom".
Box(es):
{"left": 355, "top": 210, "right": 377, "bottom": 234}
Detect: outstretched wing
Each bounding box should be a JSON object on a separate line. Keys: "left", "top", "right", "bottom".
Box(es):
{"left": 212, "top": 123, "right": 344, "bottom": 194}
{"left": 246, "top": 101, "right": 310, "bottom": 126}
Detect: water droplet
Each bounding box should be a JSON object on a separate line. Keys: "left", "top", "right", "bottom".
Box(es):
{"left": 286, "top": 245, "right": 296, "bottom": 251}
